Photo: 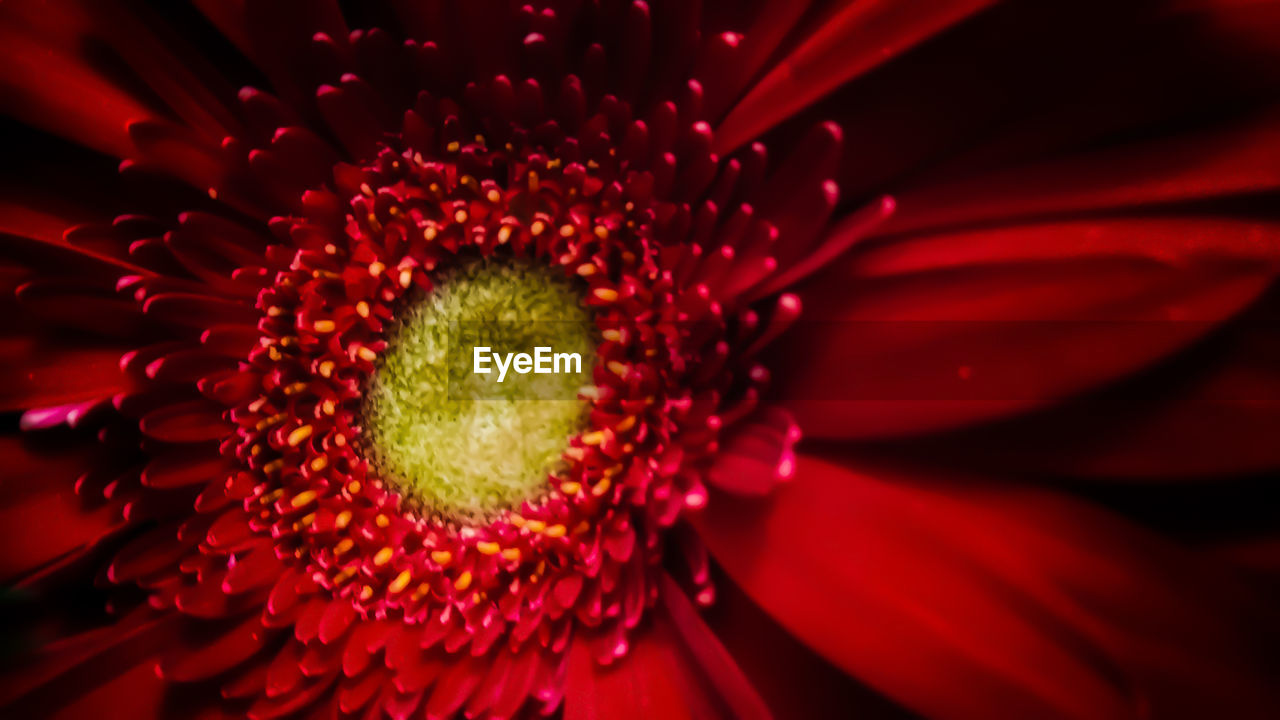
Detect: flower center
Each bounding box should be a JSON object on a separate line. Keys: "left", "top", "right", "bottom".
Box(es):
{"left": 362, "top": 259, "right": 595, "bottom": 519}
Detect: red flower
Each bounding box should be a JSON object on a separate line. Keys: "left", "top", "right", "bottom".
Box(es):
{"left": 3, "top": 1, "right": 1280, "bottom": 719}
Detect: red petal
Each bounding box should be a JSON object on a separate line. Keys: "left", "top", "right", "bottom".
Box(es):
{"left": 879, "top": 109, "right": 1280, "bottom": 238}
{"left": 140, "top": 400, "right": 233, "bottom": 443}
{"left": 780, "top": 217, "right": 1280, "bottom": 437}
{"left": 693, "top": 453, "right": 1280, "bottom": 719}
{"left": 0, "top": 437, "right": 122, "bottom": 583}
{"left": 893, "top": 318, "right": 1280, "bottom": 479}
{"left": 0, "top": 17, "right": 157, "bottom": 158}
{"left": 714, "top": 0, "right": 997, "bottom": 154}
{"left": 565, "top": 619, "right": 730, "bottom": 720}
{"left": 657, "top": 575, "right": 771, "bottom": 720}
{"left": 158, "top": 614, "right": 271, "bottom": 682}
{"left": 705, "top": 407, "right": 799, "bottom": 496}
{"left": 0, "top": 338, "right": 131, "bottom": 412}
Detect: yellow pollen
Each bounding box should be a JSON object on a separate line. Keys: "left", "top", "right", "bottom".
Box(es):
{"left": 593, "top": 478, "right": 612, "bottom": 496}
{"left": 359, "top": 585, "right": 374, "bottom": 601}
{"left": 369, "top": 261, "right": 386, "bottom": 276}
{"left": 453, "top": 571, "right": 473, "bottom": 591}
{"left": 560, "top": 481, "right": 582, "bottom": 495}
{"left": 501, "top": 548, "right": 521, "bottom": 561}
{"left": 528, "top": 172, "right": 539, "bottom": 191}
{"left": 454, "top": 209, "right": 468, "bottom": 223}
{"left": 593, "top": 288, "right": 619, "bottom": 302}
{"left": 357, "top": 346, "right": 378, "bottom": 362}
{"left": 476, "top": 541, "right": 501, "bottom": 555}
{"left": 446, "top": 141, "right": 460, "bottom": 153}
{"left": 564, "top": 447, "right": 586, "bottom": 462}
{"left": 486, "top": 189, "right": 501, "bottom": 203}
{"left": 359, "top": 183, "right": 374, "bottom": 197}
{"left": 497, "top": 226, "right": 512, "bottom": 244}
{"left": 334, "top": 434, "right": 347, "bottom": 447}
{"left": 248, "top": 397, "right": 268, "bottom": 413}
{"left": 356, "top": 301, "right": 370, "bottom": 318}
{"left": 576, "top": 264, "right": 597, "bottom": 276}
{"left": 266, "top": 306, "right": 282, "bottom": 317}
{"left": 530, "top": 220, "right": 546, "bottom": 235}
{"left": 373, "top": 547, "right": 394, "bottom": 566}
{"left": 324, "top": 243, "right": 337, "bottom": 255}
{"left": 559, "top": 224, "right": 575, "bottom": 237}
{"left": 399, "top": 268, "right": 413, "bottom": 289}
{"left": 334, "top": 538, "right": 354, "bottom": 555}
{"left": 607, "top": 360, "right": 628, "bottom": 377}
{"left": 524, "top": 519, "right": 547, "bottom": 533}
{"left": 262, "top": 459, "right": 284, "bottom": 475}
{"left": 256, "top": 412, "right": 285, "bottom": 431}
{"left": 284, "top": 382, "right": 308, "bottom": 395}
{"left": 290, "top": 490, "right": 317, "bottom": 508}
{"left": 581, "top": 430, "right": 606, "bottom": 446}
{"left": 424, "top": 225, "right": 438, "bottom": 241}
{"left": 375, "top": 514, "right": 390, "bottom": 528}
{"left": 616, "top": 416, "right": 637, "bottom": 432}
{"left": 594, "top": 226, "right": 609, "bottom": 239}
{"left": 544, "top": 524, "right": 567, "bottom": 538}
{"left": 389, "top": 570, "right": 413, "bottom": 594}
{"left": 321, "top": 399, "right": 336, "bottom": 415}
{"left": 347, "top": 480, "right": 362, "bottom": 494}
{"left": 335, "top": 510, "right": 352, "bottom": 529}
{"left": 267, "top": 346, "right": 281, "bottom": 361}
{"left": 431, "top": 550, "right": 453, "bottom": 566}
{"left": 334, "top": 566, "right": 356, "bottom": 584}
{"left": 309, "top": 456, "right": 328, "bottom": 472}
{"left": 287, "top": 424, "right": 313, "bottom": 446}
{"left": 318, "top": 360, "right": 335, "bottom": 378}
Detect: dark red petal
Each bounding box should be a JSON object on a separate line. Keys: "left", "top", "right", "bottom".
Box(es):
{"left": 704, "top": 575, "right": 914, "bottom": 720}
{"left": 0, "top": 437, "right": 122, "bottom": 583}
{"left": 878, "top": 110, "right": 1280, "bottom": 238}
{"left": 0, "top": 15, "right": 157, "bottom": 158}
{"left": 140, "top": 400, "right": 233, "bottom": 443}
{"left": 565, "top": 615, "right": 758, "bottom": 720}
{"left": 158, "top": 614, "right": 271, "bottom": 682}
{"left": 0, "top": 339, "right": 132, "bottom": 412}
{"left": 714, "top": 0, "right": 997, "bottom": 154}
{"left": 694, "top": 453, "right": 1280, "bottom": 720}
{"left": 779, "top": 217, "right": 1280, "bottom": 438}
{"left": 894, "top": 318, "right": 1280, "bottom": 479}
{"left": 705, "top": 408, "right": 799, "bottom": 496}
{"left": 657, "top": 575, "right": 770, "bottom": 720}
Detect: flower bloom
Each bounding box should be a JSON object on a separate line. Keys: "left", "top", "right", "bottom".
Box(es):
{"left": 3, "top": 1, "right": 1280, "bottom": 719}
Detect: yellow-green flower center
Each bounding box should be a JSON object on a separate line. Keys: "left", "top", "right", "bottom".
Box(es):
{"left": 363, "top": 259, "right": 596, "bottom": 519}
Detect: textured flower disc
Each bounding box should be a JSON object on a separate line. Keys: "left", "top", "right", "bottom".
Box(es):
{"left": 363, "top": 259, "right": 596, "bottom": 518}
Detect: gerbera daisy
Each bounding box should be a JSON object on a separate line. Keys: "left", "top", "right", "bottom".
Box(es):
{"left": 2, "top": 1, "right": 1280, "bottom": 718}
